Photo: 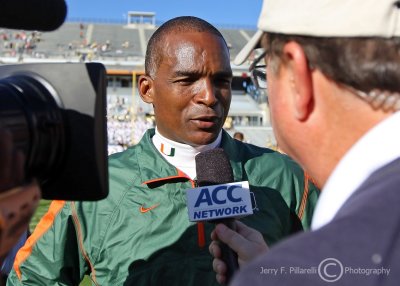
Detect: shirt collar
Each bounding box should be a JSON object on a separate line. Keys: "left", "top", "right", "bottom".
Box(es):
{"left": 312, "top": 112, "right": 400, "bottom": 230}
{"left": 152, "top": 128, "right": 222, "bottom": 179}
{"left": 136, "top": 129, "right": 244, "bottom": 185}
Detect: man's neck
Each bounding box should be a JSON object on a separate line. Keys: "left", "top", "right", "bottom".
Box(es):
{"left": 152, "top": 128, "right": 222, "bottom": 179}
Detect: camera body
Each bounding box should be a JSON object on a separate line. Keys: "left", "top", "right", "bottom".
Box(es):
{"left": 0, "top": 62, "right": 109, "bottom": 259}
{"left": 0, "top": 63, "right": 108, "bottom": 201}
{"left": 0, "top": 0, "right": 110, "bottom": 262}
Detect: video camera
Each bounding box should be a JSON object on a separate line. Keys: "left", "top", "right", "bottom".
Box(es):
{"left": 0, "top": 63, "right": 108, "bottom": 201}
{"left": 0, "top": 0, "right": 109, "bottom": 259}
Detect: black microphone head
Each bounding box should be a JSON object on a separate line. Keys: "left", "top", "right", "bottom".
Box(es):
{"left": 195, "top": 148, "right": 234, "bottom": 186}
{"left": 0, "top": 0, "right": 67, "bottom": 31}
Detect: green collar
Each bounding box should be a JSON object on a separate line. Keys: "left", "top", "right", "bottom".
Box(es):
{"left": 134, "top": 129, "right": 244, "bottom": 185}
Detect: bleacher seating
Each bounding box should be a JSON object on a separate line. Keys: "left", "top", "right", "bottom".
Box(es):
{"left": 220, "top": 29, "right": 249, "bottom": 60}
{"left": 39, "top": 23, "right": 81, "bottom": 52}
{"left": 91, "top": 24, "right": 143, "bottom": 57}
{"left": 0, "top": 19, "right": 277, "bottom": 149}
{"left": 144, "top": 28, "right": 157, "bottom": 44}
{"left": 1, "top": 21, "right": 261, "bottom": 63}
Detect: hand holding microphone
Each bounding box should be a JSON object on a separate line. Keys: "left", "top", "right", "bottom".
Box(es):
{"left": 186, "top": 148, "right": 254, "bottom": 284}
{"left": 210, "top": 221, "right": 269, "bottom": 284}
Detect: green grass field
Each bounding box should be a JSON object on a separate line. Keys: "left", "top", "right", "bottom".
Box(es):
{"left": 29, "top": 200, "right": 51, "bottom": 232}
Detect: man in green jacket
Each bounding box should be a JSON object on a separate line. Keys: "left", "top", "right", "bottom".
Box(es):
{"left": 7, "top": 16, "right": 318, "bottom": 286}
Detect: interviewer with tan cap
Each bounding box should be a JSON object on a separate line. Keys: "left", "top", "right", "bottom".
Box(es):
{"left": 210, "top": 0, "right": 400, "bottom": 285}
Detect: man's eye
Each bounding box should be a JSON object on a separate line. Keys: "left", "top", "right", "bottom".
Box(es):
{"left": 214, "top": 78, "right": 231, "bottom": 86}
{"left": 175, "top": 77, "right": 196, "bottom": 84}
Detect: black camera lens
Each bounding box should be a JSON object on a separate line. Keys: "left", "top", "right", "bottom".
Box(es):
{"left": 0, "top": 63, "right": 108, "bottom": 201}
{"left": 0, "top": 74, "right": 65, "bottom": 181}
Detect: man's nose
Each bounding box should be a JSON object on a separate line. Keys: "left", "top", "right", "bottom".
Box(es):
{"left": 195, "top": 78, "right": 217, "bottom": 106}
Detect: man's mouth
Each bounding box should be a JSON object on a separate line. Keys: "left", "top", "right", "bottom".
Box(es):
{"left": 191, "top": 115, "right": 220, "bottom": 129}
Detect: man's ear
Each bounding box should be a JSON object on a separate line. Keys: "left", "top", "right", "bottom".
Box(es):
{"left": 138, "top": 75, "right": 154, "bottom": 104}
{"left": 282, "top": 41, "right": 313, "bottom": 121}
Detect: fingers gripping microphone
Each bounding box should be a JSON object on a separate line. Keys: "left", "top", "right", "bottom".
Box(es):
{"left": 194, "top": 148, "right": 241, "bottom": 284}
{"left": 187, "top": 149, "right": 253, "bottom": 282}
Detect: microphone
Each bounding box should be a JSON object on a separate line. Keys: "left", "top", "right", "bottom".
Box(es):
{"left": 0, "top": 0, "right": 67, "bottom": 31}
{"left": 187, "top": 148, "right": 253, "bottom": 284}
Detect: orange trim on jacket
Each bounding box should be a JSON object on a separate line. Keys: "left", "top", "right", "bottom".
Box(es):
{"left": 13, "top": 200, "right": 66, "bottom": 280}
{"left": 141, "top": 169, "right": 208, "bottom": 247}
{"left": 142, "top": 169, "right": 191, "bottom": 185}
{"left": 298, "top": 171, "right": 318, "bottom": 220}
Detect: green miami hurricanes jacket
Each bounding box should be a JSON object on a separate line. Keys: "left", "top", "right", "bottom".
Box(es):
{"left": 7, "top": 129, "right": 319, "bottom": 286}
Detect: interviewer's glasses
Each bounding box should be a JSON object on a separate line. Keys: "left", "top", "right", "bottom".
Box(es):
{"left": 249, "top": 49, "right": 267, "bottom": 90}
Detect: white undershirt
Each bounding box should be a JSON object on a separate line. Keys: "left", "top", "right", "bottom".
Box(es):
{"left": 152, "top": 128, "right": 222, "bottom": 179}
{"left": 312, "top": 112, "right": 400, "bottom": 230}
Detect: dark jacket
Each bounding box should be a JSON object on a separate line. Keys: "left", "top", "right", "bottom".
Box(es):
{"left": 232, "top": 157, "right": 400, "bottom": 286}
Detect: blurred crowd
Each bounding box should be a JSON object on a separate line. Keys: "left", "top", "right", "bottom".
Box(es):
{"left": 0, "top": 30, "right": 41, "bottom": 58}
{"left": 107, "top": 95, "right": 154, "bottom": 155}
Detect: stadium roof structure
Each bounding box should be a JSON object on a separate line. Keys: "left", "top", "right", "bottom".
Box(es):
{"left": 127, "top": 11, "right": 156, "bottom": 16}
{"left": 126, "top": 11, "right": 156, "bottom": 27}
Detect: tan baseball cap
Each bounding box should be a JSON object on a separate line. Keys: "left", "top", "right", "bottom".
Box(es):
{"left": 234, "top": 0, "right": 400, "bottom": 65}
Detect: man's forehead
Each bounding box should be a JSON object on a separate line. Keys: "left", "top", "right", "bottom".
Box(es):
{"left": 172, "top": 42, "right": 200, "bottom": 62}
{"left": 159, "top": 32, "right": 231, "bottom": 71}
{"left": 161, "top": 32, "right": 227, "bottom": 54}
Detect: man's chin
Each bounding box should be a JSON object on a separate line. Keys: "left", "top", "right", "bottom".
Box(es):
{"left": 185, "top": 130, "right": 220, "bottom": 146}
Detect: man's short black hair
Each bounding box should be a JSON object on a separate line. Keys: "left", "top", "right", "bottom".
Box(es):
{"left": 145, "top": 16, "right": 228, "bottom": 77}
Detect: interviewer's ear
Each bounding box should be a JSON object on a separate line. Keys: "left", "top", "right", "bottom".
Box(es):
{"left": 138, "top": 75, "right": 154, "bottom": 104}
{"left": 282, "top": 41, "right": 313, "bottom": 121}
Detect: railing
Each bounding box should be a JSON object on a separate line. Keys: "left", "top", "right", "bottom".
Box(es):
{"left": 65, "top": 18, "right": 256, "bottom": 30}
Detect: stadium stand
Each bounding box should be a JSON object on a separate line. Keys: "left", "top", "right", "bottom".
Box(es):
{"left": 220, "top": 29, "right": 249, "bottom": 60}
{"left": 39, "top": 22, "right": 81, "bottom": 53}
{"left": 144, "top": 28, "right": 157, "bottom": 44}
{"left": 90, "top": 23, "right": 143, "bottom": 57}
{"left": 0, "top": 12, "right": 277, "bottom": 153}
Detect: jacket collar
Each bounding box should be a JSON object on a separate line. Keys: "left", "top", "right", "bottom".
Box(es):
{"left": 136, "top": 128, "right": 244, "bottom": 186}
